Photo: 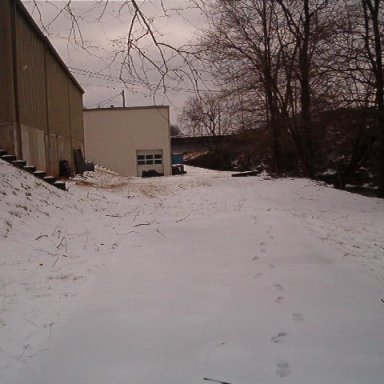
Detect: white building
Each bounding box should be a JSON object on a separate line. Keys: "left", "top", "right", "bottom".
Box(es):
{"left": 83, "top": 106, "right": 172, "bottom": 177}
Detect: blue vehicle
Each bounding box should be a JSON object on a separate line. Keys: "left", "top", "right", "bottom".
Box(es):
{"left": 171, "top": 153, "right": 186, "bottom": 175}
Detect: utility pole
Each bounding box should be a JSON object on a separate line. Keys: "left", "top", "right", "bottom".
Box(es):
{"left": 121, "top": 90, "right": 126, "bottom": 108}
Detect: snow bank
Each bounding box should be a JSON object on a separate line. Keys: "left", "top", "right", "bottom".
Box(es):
{"left": 1, "top": 161, "right": 384, "bottom": 384}
{"left": 0, "top": 160, "right": 111, "bottom": 371}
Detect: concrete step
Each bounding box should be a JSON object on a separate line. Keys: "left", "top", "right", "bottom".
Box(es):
{"left": 0, "top": 146, "right": 68, "bottom": 191}
{"left": 43, "top": 176, "right": 56, "bottom": 185}
{"left": 33, "top": 170, "right": 46, "bottom": 179}
{"left": 23, "top": 165, "right": 37, "bottom": 173}
{"left": 1, "top": 154, "right": 17, "bottom": 163}
{"left": 12, "top": 159, "right": 27, "bottom": 168}
{"left": 53, "top": 181, "right": 67, "bottom": 191}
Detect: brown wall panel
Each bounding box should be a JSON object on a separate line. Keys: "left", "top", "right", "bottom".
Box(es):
{"left": 47, "top": 134, "right": 71, "bottom": 176}
{"left": 20, "top": 124, "right": 46, "bottom": 171}
{"left": 69, "top": 85, "right": 84, "bottom": 145}
{"left": 15, "top": 11, "right": 47, "bottom": 134}
{"left": 0, "top": 0, "right": 16, "bottom": 124}
{"left": 0, "top": 0, "right": 17, "bottom": 153}
{"left": 46, "top": 52, "right": 70, "bottom": 137}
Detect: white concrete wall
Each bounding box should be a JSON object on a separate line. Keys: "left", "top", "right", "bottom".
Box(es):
{"left": 83, "top": 106, "right": 172, "bottom": 177}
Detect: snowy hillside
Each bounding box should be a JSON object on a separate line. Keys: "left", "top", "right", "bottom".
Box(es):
{"left": 1, "top": 159, "right": 384, "bottom": 384}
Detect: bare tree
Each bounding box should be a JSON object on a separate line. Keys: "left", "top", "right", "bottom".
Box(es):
{"left": 179, "top": 93, "right": 230, "bottom": 137}
{"left": 331, "top": 0, "right": 384, "bottom": 194}
{"left": 26, "top": 0, "right": 201, "bottom": 95}
{"left": 194, "top": 0, "right": 343, "bottom": 176}
{"left": 360, "top": 0, "right": 384, "bottom": 196}
{"left": 274, "top": 0, "right": 341, "bottom": 177}
{"left": 179, "top": 92, "right": 235, "bottom": 167}
{"left": 195, "top": 0, "right": 286, "bottom": 172}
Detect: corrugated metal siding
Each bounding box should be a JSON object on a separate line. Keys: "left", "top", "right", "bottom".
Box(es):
{"left": 47, "top": 133, "right": 71, "bottom": 176}
{"left": 0, "top": 0, "right": 15, "bottom": 124}
{"left": 69, "top": 85, "right": 84, "bottom": 147}
{"left": 46, "top": 50, "right": 73, "bottom": 174}
{"left": 15, "top": 11, "right": 47, "bottom": 133}
{"left": 0, "top": 0, "right": 17, "bottom": 153}
{"left": 15, "top": 9, "right": 48, "bottom": 168}
{"left": 46, "top": 51, "right": 70, "bottom": 137}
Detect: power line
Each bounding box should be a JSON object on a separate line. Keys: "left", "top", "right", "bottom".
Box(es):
{"left": 90, "top": 91, "right": 122, "bottom": 108}
{"left": 68, "top": 65, "right": 220, "bottom": 94}
{"left": 68, "top": 66, "right": 136, "bottom": 85}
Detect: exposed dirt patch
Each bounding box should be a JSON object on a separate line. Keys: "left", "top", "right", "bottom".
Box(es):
{"left": 72, "top": 179, "right": 129, "bottom": 190}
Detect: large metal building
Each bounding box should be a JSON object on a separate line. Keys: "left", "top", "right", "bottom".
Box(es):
{"left": 0, "top": 0, "right": 84, "bottom": 176}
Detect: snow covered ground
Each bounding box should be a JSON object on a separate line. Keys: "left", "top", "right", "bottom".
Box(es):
{"left": 1, "top": 159, "right": 384, "bottom": 384}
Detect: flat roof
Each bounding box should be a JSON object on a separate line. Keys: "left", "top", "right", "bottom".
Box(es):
{"left": 84, "top": 106, "right": 170, "bottom": 112}
{"left": 17, "top": 0, "right": 84, "bottom": 93}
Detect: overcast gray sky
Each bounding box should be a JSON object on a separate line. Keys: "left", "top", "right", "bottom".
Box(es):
{"left": 23, "top": 1, "right": 208, "bottom": 123}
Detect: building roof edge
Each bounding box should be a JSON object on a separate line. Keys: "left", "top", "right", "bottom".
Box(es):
{"left": 84, "top": 105, "right": 170, "bottom": 112}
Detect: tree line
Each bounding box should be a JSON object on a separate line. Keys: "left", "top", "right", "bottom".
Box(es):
{"left": 179, "top": 0, "right": 383, "bottom": 197}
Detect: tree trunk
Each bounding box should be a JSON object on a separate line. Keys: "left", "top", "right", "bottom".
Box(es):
{"left": 372, "top": 4, "right": 384, "bottom": 197}
{"left": 299, "top": 0, "right": 314, "bottom": 178}
{"left": 262, "top": 0, "right": 281, "bottom": 174}
{"left": 362, "top": 0, "right": 384, "bottom": 196}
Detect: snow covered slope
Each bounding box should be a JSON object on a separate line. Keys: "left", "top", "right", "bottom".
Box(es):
{"left": 1, "top": 160, "right": 384, "bottom": 384}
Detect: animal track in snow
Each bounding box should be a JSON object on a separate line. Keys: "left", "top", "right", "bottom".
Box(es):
{"left": 253, "top": 241, "right": 267, "bottom": 256}
{"left": 271, "top": 332, "right": 288, "bottom": 343}
{"left": 276, "top": 360, "right": 291, "bottom": 377}
{"left": 275, "top": 296, "right": 285, "bottom": 304}
{"left": 274, "top": 283, "right": 284, "bottom": 291}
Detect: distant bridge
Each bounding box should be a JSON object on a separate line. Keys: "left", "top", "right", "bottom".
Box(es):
{"left": 171, "top": 135, "right": 235, "bottom": 154}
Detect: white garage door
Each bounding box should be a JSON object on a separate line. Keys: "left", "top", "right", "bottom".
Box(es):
{"left": 136, "top": 150, "right": 164, "bottom": 177}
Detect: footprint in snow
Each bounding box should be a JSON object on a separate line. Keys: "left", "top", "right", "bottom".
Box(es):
{"left": 276, "top": 360, "right": 291, "bottom": 377}
{"left": 271, "top": 332, "right": 288, "bottom": 343}
{"left": 274, "top": 283, "right": 284, "bottom": 291}
{"left": 275, "top": 296, "right": 285, "bottom": 304}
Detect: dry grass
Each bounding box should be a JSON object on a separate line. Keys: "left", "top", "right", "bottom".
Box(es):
{"left": 73, "top": 179, "right": 129, "bottom": 190}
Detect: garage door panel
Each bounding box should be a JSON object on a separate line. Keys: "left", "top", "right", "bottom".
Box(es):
{"left": 136, "top": 150, "right": 164, "bottom": 176}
